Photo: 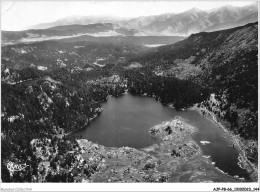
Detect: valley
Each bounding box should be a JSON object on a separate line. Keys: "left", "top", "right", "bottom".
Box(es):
{"left": 1, "top": 10, "right": 258, "bottom": 184}
{"left": 2, "top": 3, "right": 257, "bottom": 45}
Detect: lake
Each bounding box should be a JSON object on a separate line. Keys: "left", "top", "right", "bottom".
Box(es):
{"left": 74, "top": 94, "right": 250, "bottom": 179}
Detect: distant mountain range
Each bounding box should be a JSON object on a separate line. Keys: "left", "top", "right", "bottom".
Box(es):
{"left": 1, "top": 3, "right": 258, "bottom": 44}
{"left": 26, "top": 15, "right": 130, "bottom": 30}
{"left": 122, "top": 3, "right": 258, "bottom": 36}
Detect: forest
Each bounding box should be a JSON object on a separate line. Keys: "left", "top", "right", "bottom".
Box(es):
{"left": 1, "top": 22, "right": 258, "bottom": 182}
{"left": 1, "top": 64, "right": 209, "bottom": 182}
{"left": 127, "top": 22, "right": 258, "bottom": 166}
{"left": 124, "top": 68, "right": 209, "bottom": 110}
{"left": 1, "top": 66, "right": 126, "bottom": 182}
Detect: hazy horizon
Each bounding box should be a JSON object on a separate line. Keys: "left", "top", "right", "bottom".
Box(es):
{"left": 1, "top": 0, "right": 257, "bottom": 31}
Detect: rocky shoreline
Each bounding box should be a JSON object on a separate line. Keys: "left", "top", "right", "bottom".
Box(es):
{"left": 76, "top": 118, "right": 242, "bottom": 182}
{"left": 190, "top": 105, "right": 258, "bottom": 181}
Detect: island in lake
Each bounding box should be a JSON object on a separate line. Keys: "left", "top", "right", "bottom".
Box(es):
{"left": 1, "top": 1, "right": 258, "bottom": 185}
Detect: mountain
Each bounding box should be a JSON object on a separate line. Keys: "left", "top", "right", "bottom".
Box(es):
{"left": 1, "top": 23, "right": 137, "bottom": 45}
{"left": 26, "top": 15, "right": 128, "bottom": 30}
{"left": 205, "top": 3, "right": 258, "bottom": 31}
{"left": 129, "top": 22, "right": 257, "bottom": 72}
{"left": 128, "top": 21, "right": 258, "bottom": 161}
{"left": 1, "top": 21, "right": 258, "bottom": 183}
{"left": 119, "top": 13, "right": 176, "bottom": 32}
{"left": 19, "top": 3, "right": 258, "bottom": 37}
{"left": 137, "top": 8, "right": 209, "bottom": 36}
{"left": 1, "top": 3, "right": 257, "bottom": 45}
{"left": 126, "top": 22, "right": 258, "bottom": 168}
{"left": 131, "top": 3, "right": 258, "bottom": 36}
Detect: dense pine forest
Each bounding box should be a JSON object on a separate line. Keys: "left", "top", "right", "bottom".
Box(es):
{"left": 1, "top": 22, "right": 258, "bottom": 182}
{"left": 128, "top": 22, "right": 258, "bottom": 166}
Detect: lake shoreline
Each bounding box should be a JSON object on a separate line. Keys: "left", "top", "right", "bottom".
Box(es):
{"left": 76, "top": 117, "right": 241, "bottom": 182}
{"left": 190, "top": 105, "right": 258, "bottom": 181}
{"left": 73, "top": 93, "right": 255, "bottom": 181}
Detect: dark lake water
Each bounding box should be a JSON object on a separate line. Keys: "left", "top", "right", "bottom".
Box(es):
{"left": 74, "top": 94, "right": 249, "bottom": 179}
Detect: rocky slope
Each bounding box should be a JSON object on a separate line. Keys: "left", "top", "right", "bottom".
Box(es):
{"left": 1, "top": 21, "right": 258, "bottom": 183}
{"left": 122, "top": 4, "right": 257, "bottom": 35}
{"left": 17, "top": 3, "right": 258, "bottom": 37}
{"left": 127, "top": 22, "right": 258, "bottom": 166}
{"left": 1, "top": 67, "right": 127, "bottom": 182}
{"left": 2, "top": 3, "right": 257, "bottom": 44}
{"left": 74, "top": 118, "right": 242, "bottom": 182}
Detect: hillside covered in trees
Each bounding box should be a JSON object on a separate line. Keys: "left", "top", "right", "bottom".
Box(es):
{"left": 1, "top": 22, "right": 258, "bottom": 182}
{"left": 128, "top": 22, "right": 258, "bottom": 166}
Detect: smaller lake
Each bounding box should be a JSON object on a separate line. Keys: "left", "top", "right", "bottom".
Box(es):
{"left": 74, "top": 94, "right": 250, "bottom": 180}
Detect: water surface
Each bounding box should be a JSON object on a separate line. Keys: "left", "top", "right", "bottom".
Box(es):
{"left": 74, "top": 94, "right": 249, "bottom": 179}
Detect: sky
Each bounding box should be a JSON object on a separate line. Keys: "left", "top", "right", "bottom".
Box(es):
{"left": 1, "top": 0, "right": 257, "bottom": 31}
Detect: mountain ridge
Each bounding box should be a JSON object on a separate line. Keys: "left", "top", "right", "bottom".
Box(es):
{"left": 125, "top": 21, "right": 258, "bottom": 168}
{"left": 1, "top": 21, "right": 258, "bottom": 183}
{"left": 2, "top": 3, "right": 257, "bottom": 44}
